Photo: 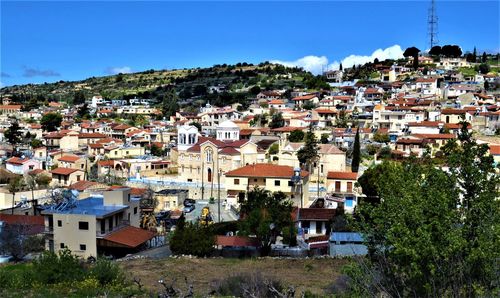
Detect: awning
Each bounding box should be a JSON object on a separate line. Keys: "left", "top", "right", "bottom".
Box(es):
{"left": 103, "top": 226, "right": 156, "bottom": 248}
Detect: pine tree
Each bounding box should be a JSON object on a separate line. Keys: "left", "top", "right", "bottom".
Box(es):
{"left": 297, "top": 129, "right": 319, "bottom": 173}
{"left": 472, "top": 47, "right": 477, "bottom": 62}
{"left": 351, "top": 128, "right": 361, "bottom": 172}
{"left": 4, "top": 121, "right": 22, "bottom": 148}
{"left": 339, "top": 63, "right": 343, "bottom": 71}
{"left": 482, "top": 52, "right": 487, "bottom": 63}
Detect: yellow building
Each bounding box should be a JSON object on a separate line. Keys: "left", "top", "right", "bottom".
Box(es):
{"left": 224, "top": 163, "right": 310, "bottom": 208}
{"left": 105, "top": 146, "right": 145, "bottom": 159}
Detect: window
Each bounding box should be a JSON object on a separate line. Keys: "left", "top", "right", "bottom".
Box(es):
{"left": 346, "top": 198, "right": 354, "bottom": 208}
{"left": 78, "top": 221, "right": 89, "bottom": 230}
{"left": 57, "top": 220, "right": 62, "bottom": 227}
{"left": 80, "top": 244, "right": 86, "bottom": 251}
{"left": 109, "top": 218, "right": 113, "bottom": 231}
{"left": 60, "top": 243, "right": 65, "bottom": 249}
{"left": 29, "top": 165, "right": 34, "bottom": 170}
{"left": 100, "top": 220, "right": 105, "bottom": 234}
{"left": 320, "top": 164, "right": 324, "bottom": 174}
{"left": 134, "top": 207, "right": 138, "bottom": 214}
{"left": 126, "top": 151, "right": 129, "bottom": 155}
{"left": 254, "top": 179, "right": 258, "bottom": 182}
{"left": 347, "top": 182, "right": 353, "bottom": 193}
{"left": 274, "top": 180, "right": 280, "bottom": 186}
{"left": 302, "top": 221, "right": 310, "bottom": 229}
{"left": 81, "top": 164, "right": 84, "bottom": 169}
{"left": 234, "top": 179, "right": 240, "bottom": 185}
{"left": 288, "top": 181, "right": 294, "bottom": 187}
{"left": 76, "top": 175, "right": 81, "bottom": 181}
{"left": 316, "top": 222, "right": 322, "bottom": 234}
{"left": 335, "top": 181, "right": 341, "bottom": 192}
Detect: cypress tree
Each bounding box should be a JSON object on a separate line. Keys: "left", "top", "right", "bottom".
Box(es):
{"left": 351, "top": 128, "right": 361, "bottom": 172}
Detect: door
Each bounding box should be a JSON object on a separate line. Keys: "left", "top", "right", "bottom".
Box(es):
{"left": 207, "top": 168, "right": 212, "bottom": 182}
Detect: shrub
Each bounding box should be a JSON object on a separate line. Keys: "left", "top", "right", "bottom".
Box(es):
{"left": 212, "top": 272, "right": 285, "bottom": 298}
{"left": 32, "top": 248, "right": 84, "bottom": 284}
{"left": 90, "top": 258, "right": 123, "bottom": 285}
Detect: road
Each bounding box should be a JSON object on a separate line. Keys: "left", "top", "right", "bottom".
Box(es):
{"left": 184, "top": 200, "right": 238, "bottom": 223}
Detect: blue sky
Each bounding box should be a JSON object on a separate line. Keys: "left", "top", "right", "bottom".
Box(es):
{"left": 1, "top": 1, "right": 499, "bottom": 86}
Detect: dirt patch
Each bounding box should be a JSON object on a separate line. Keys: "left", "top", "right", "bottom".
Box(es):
{"left": 119, "top": 257, "right": 348, "bottom": 296}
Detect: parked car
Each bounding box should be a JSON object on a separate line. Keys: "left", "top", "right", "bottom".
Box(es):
{"left": 183, "top": 205, "right": 195, "bottom": 213}
{"left": 183, "top": 198, "right": 196, "bottom": 207}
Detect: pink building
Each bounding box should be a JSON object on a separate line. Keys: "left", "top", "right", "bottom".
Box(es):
{"left": 6, "top": 157, "right": 41, "bottom": 175}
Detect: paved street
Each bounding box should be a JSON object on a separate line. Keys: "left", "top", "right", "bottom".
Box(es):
{"left": 184, "top": 200, "right": 238, "bottom": 223}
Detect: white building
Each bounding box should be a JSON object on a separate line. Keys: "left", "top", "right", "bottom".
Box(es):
{"left": 177, "top": 125, "right": 199, "bottom": 151}
{"left": 216, "top": 120, "right": 240, "bottom": 141}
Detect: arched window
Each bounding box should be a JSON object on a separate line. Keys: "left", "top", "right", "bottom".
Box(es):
{"left": 207, "top": 168, "right": 212, "bottom": 182}
{"left": 206, "top": 149, "right": 213, "bottom": 163}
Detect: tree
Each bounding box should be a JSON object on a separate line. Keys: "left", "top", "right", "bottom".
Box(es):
{"left": 35, "top": 174, "right": 52, "bottom": 188}
{"left": 149, "top": 143, "right": 163, "bottom": 157}
{"left": 77, "top": 103, "right": 90, "bottom": 119}
{"left": 8, "top": 176, "right": 24, "bottom": 214}
{"left": 441, "top": 45, "right": 462, "bottom": 58}
{"left": 339, "top": 63, "right": 343, "bottom": 71}
{"left": 478, "top": 63, "right": 490, "bottom": 74}
{"left": 472, "top": 46, "right": 477, "bottom": 62}
{"left": 269, "top": 112, "right": 284, "bottom": 129}
{"left": 4, "top": 120, "right": 22, "bottom": 147}
{"left": 373, "top": 58, "right": 379, "bottom": 64}
{"left": 268, "top": 143, "right": 279, "bottom": 155}
{"left": 40, "top": 112, "right": 62, "bottom": 132}
{"left": 302, "top": 100, "right": 315, "bottom": 110}
{"left": 320, "top": 133, "right": 329, "bottom": 144}
{"left": 189, "top": 121, "right": 202, "bottom": 131}
{"left": 73, "top": 91, "right": 86, "bottom": 105}
{"left": 249, "top": 85, "right": 261, "bottom": 96}
{"left": 336, "top": 110, "right": 350, "bottom": 128}
{"left": 351, "top": 129, "right": 361, "bottom": 172}
{"left": 0, "top": 221, "right": 44, "bottom": 261}
{"left": 344, "top": 121, "right": 499, "bottom": 297}
{"left": 169, "top": 217, "right": 215, "bottom": 257}
{"left": 297, "top": 130, "right": 319, "bottom": 173}
{"left": 161, "top": 89, "right": 179, "bottom": 118}
{"left": 429, "top": 45, "right": 442, "bottom": 56}
{"left": 403, "top": 47, "right": 420, "bottom": 70}
{"left": 482, "top": 51, "right": 487, "bottom": 63}
{"left": 372, "top": 132, "right": 390, "bottom": 143}
{"left": 239, "top": 188, "right": 294, "bottom": 256}
{"left": 31, "top": 139, "right": 44, "bottom": 149}
{"left": 288, "top": 129, "right": 305, "bottom": 142}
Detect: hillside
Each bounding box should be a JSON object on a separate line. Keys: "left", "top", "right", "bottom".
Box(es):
{"left": 0, "top": 62, "right": 324, "bottom": 110}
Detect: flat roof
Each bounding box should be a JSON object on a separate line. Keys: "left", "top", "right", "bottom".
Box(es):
{"left": 41, "top": 197, "right": 128, "bottom": 218}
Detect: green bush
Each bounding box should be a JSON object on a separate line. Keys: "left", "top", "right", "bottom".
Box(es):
{"left": 90, "top": 258, "right": 123, "bottom": 285}
{"left": 170, "top": 220, "right": 215, "bottom": 257}
{"left": 32, "top": 248, "right": 84, "bottom": 284}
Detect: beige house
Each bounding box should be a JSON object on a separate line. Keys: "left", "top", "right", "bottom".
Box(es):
{"left": 44, "top": 130, "right": 79, "bottom": 151}
{"left": 105, "top": 146, "right": 145, "bottom": 159}
{"left": 278, "top": 142, "right": 346, "bottom": 181}
{"left": 326, "top": 171, "right": 360, "bottom": 213}
{"left": 440, "top": 109, "right": 474, "bottom": 124}
{"left": 50, "top": 168, "right": 85, "bottom": 186}
{"left": 42, "top": 188, "right": 150, "bottom": 258}
{"left": 224, "top": 163, "right": 310, "bottom": 208}
{"left": 54, "top": 154, "right": 89, "bottom": 171}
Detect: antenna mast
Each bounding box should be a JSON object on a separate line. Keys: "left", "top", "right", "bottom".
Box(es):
{"left": 427, "top": 0, "right": 439, "bottom": 48}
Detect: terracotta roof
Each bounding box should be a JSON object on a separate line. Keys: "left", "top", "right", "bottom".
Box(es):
{"left": 103, "top": 226, "right": 156, "bottom": 248}
{"left": 58, "top": 155, "right": 81, "bottom": 163}
{"left": 408, "top": 121, "right": 443, "bottom": 127}
{"left": 216, "top": 236, "right": 260, "bottom": 247}
{"left": 78, "top": 133, "right": 107, "bottom": 138}
{"left": 69, "top": 180, "right": 99, "bottom": 191}
{"left": 51, "top": 167, "right": 82, "bottom": 175}
{"left": 0, "top": 214, "right": 44, "bottom": 234}
{"left": 444, "top": 123, "right": 472, "bottom": 129}
{"left": 396, "top": 138, "right": 426, "bottom": 145}
{"left": 306, "top": 234, "right": 330, "bottom": 243}
{"left": 0, "top": 105, "right": 22, "bottom": 110}
{"left": 315, "top": 108, "right": 337, "bottom": 114}
{"left": 113, "top": 124, "right": 132, "bottom": 130}
{"left": 327, "top": 171, "right": 358, "bottom": 180}
{"left": 416, "top": 77, "right": 437, "bottom": 83}
{"left": 225, "top": 163, "right": 308, "bottom": 178}
{"left": 292, "top": 94, "right": 317, "bottom": 101}
{"left": 441, "top": 108, "right": 467, "bottom": 115}
{"left": 296, "top": 208, "right": 335, "bottom": 221}
{"left": 269, "top": 99, "right": 285, "bottom": 105}
{"left": 219, "top": 147, "right": 240, "bottom": 156}
{"left": 412, "top": 134, "right": 455, "bottom": 140}
{"left": 489, "top": 145, "right": 500, "bottom": 155}
{"left": 6, "top": 157, "right": 30, "bottom": 165}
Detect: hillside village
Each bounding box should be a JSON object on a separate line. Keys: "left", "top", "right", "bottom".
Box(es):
{"left": 0, "top": 49, "right": 499, "bottom": 263}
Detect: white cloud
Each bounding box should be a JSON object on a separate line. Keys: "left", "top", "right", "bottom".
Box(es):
{"left": 271, "top": 45, "right": 404, "bottom": 75}
{"left": 105, "top": 66, "right": 132, "bottom": 75}
{"left": 270, "top": 55, "right": 328, "bottom": 75}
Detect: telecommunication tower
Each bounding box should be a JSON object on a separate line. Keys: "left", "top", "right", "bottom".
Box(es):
{"left": 428, "top": 0, "right": 439, "bottom": 48}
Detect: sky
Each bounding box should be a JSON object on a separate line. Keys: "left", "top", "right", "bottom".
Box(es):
{"left": 1, "top": 0, "right": 499, "bottom": 86}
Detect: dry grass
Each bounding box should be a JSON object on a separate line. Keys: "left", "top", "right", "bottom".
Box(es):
{"left": 119, "top": 257, "right": 348, "bottom": 296}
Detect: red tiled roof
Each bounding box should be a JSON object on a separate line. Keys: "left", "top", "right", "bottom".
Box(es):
{"left": 441, "top": 108, "right": 467, "bottom": 115}
{"left": 6, "top": 157, "right": 30, "bottom": 165}
{"left": 292, "top": 94, "right": 317, "bottom": 101}
{"left": 269, "top": 99, "right": 284, "bottom": 105}
{"left": 315, "top": 108, "right": 337, "bottom": 114}
{"left": 219, "top": 147, "right": 240, "bottom": 156}
{"left": 407, "top": 121, "right": 443, "bottom": 127}
{"left": 327, "top": 171, "right": 358, "bottom": 180}
{"left": 444, "top": 123, "right": 472, "bottom": 129}
{"left": 104, "top": 226, "right": 156, "bottom": 248}
{"left": 113, "top": 124, "right": 132, "bottom": 130}
{"left": 0, "top": 105, "right": 22, "bottom": 110}
{"left": 51, "top": 167, "right": 82, "bottom": 175}
{"left": 58, "top": 155, "right": 81, "bottom": 163}
{"left": 0, "top": 214, "right": 44, "bottom": 235}
{"left": 225, "top": 163, "right": 308, "bottom": 178}
{"left": 296, "top": 208, "right": 335, "bottom": 221}
{"left": 489, "top": 145, "right": 500, "bottom": 155}
{"left": 216, "top": 236, "right": 260, "bottom": 247}
{"left": 416, "top": 77, "right": 437, "bottom": 83}
{"left": 78, "top": 133, "right": 107, "bottom": 138}
{"left": 412, "top": 134, "right": 455, "bottom": 140}
{"left": 271, "top": 126, "right": 306, "bottom": 132}
{"left": 396, "top": 138, "right": 426, "bottom": 145}
{"left": 69, "top": 180, "right": 99, "bottom": 191}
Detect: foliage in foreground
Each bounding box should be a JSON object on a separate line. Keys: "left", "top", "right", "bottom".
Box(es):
{"left": 0, "top": 249, "right": 141, "bottom": 297}
{"left": 344, "top": 121, "right": 500, "bottom": 297}
{"left": 169, "top": 217, "right": 216, "bottom": 257}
